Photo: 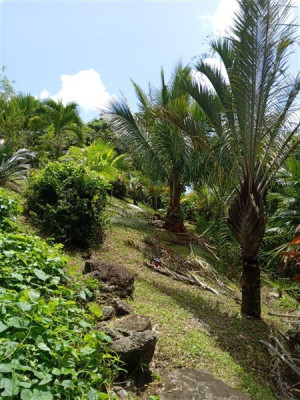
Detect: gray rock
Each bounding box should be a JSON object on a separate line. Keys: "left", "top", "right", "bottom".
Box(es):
{"left": 160, "top": 368, "right": 251, "bottom": 400}
{"left": 110, "top": 386, "right": 130, "bottom": 400}
{"left": 113, "top": 315, "right": 152, "bottom": 334}
{"left": 111, "top": 330, "right": 157, "bottom": 372}
{"left": 84, "top": 260, "right": 134, "bottom": 298}
{"left": 101, "top": 306, "right": 115, "bottom": 320}
{"left": 111, "top": 298, "right": 131, "bottom": 316}
{"left": 96, "top": 321, "right": 121, "bottom": 339}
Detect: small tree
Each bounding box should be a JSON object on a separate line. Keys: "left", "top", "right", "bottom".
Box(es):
{"left": 41, "top": 99, "right": 83, "bottom": 158}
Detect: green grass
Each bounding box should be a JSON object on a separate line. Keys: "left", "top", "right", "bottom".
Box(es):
{"left": 18, "top": 192, "right": 286, "bottom": 400}
{"left": 75, "top": 224, "right": 279, "bottom": 400}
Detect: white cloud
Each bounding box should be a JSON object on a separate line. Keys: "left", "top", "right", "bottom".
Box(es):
{"left": 199, "top": 0, "right": 238, "bottom": 36}
{"left": 39, "top": 89, "right": 50, "bottom": 100}
{"left": 211, "top": 0, "right": 238, "bottom": 36}
{"left": 39, "top": 69, "right": 112, "bottom": 112}
{"left": 200, "top": 0, "right": 300, "bottom": 36}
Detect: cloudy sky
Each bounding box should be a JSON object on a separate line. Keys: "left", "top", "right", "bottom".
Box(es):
{"left": 0, "top": 0, "right": 299, "bottom": 121}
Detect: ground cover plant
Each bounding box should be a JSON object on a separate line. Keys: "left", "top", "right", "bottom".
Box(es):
{"left": 0, "top": 193, "right": 119, "bottom": 399}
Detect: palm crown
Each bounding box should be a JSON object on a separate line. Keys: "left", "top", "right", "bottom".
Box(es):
{"left": 104, "top": 65, "right": 200, "bottom": 232}
{"left": 164, "top": 0, "right": 300, "bottom": 317}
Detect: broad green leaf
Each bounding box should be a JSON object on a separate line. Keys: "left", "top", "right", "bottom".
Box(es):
{"left": 3, "top": 250, "right": 14, "bottom": 257}
{"left": 79, "top": 290, "right": 86, "bottom": 300}
{"left": 28, "top": 290, "right": 40, "bottom": 302}
{"left": 0, "top": 322, "right": 8, "bottom": 333}
{"left": 0, "top": 364, "right": 12, "bottom": 373}
{"left": 5, "top": 317, "right": 29, "bottom": 329}
{"left": 11, "top": 273, "right": 24, "bottom": 281}
{"left": 52, "top": 368, "right": 61, "bottom": 376}
{"left": 98, "top": 393, "right": 110, "bottom": 400}
{"left": 80, "top": 347, "right": 95, "bottom": 356}
{"left": 61, "top": 380, "right": 72, "bottom": 388}
{"left": 33, "top": 269, "right": 50, "bottom": 281}
{"left": 31, "top": 389, "right": 53, "bottom": 400}
{"left": 0, "top": 377, "right": 19, "bottom": 396}
{"left": 17, "top": 302, "right": 32, "bottom": 312}
{"left": 21, "top": 389, "right": 32, "bottom": 400}
{"left": 37, "top": 342, "right": 51, "bottom": 352}
{"left": 79, "top": 320, "right": 92, "bottom": 329}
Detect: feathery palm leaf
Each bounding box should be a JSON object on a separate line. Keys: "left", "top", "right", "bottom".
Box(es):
{"left": 0, "top": 139, "right": 35, "bottom": 190}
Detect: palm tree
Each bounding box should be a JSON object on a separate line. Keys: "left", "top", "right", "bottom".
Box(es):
{"left": 104, "top": 65, "right": 199, "bottom": 233}
{"left": 167, "top": 0, "right": 300, "bottom": 317}
{"left": 42, "top": 99, "right": 83, "bottom": 158}
{"left": 0, "top": 94, "right": 44, "bottom": 148}
{"left": 0, "top": 139, "right": 35, "bottom": 190}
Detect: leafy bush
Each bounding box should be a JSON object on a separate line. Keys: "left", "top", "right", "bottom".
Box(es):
{"left": 25, "top": 162, "right": 108, "bottom": 247}
{"left": 0, "top": 189, "right": 22, "bottom": 231}
{"left": 110, "top": 178, "right": 127, "bottom": 200}
{"left": 181, "top": 192, "right": 202, "bottom": 221}
{"left": 0, "top": 231, "right": 119, "bottom": 399}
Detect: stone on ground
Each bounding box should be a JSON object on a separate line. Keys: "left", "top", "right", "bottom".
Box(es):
{"left": 113, "top": 315, "right": 152, "bottom": 333}
{"left": 111, "top": 330, "right": 157, "bottom": 372}
{"left": 160, "top": 368, "right": 251, "bottom": 400}
{"left": 83, "top": 259, "right": 134, "bottom": 298}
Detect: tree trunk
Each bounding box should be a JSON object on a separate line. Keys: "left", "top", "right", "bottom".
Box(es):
{"left": 165, "top": 180, "right": 186, "bottom": 233}
{"left": 228, "top": 178, "right": 265, "bottom": 319}
{"left": 132, "top": 192, "right": 138, "bottom": 206}
{"left": 152, "top": 195, "right": 158, "bottom": 210}
{"left": 241, "top": 256, "right": 261, "bottom": 319}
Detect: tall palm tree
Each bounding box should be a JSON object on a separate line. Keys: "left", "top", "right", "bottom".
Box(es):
{"left": 42, "top": 99, "right": 83, "bottom": 158}
{"left": 104, "top": 65, "right": 199, "bottom": 233}
{"left": 167, "top": 0, "right": 300, "bottom": 317}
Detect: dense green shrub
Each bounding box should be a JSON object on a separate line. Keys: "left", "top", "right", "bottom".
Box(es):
{"left": 25, "top": 162, "right": 108, "bottom": 247}
{"left": 0, "top": 189, "right": 21, "bottom": 231}
{"left": 0, "top": 231, "right": 119, "bottom": 399}
{"left": 110, "top": 178, "right": 127, "bottom": 200}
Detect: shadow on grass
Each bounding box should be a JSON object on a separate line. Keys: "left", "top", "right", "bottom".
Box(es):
{"left": 138, "top": 271, "right": 277, "bottom": 398}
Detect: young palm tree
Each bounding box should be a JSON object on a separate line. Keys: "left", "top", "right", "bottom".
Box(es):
{"left": 104, "top": 65, "right": 199, "bottom": 233}
{"left": 0, "top": 94, "right": 44, "bottom": 148}
{"left": 168, "top": 0, "right": 300, "bottom": 317}
{"left": 42, "top": 99, "right": 82, "bottom": 158}
{"left": 0, "top": 139, "right": 34, "bottom": 190}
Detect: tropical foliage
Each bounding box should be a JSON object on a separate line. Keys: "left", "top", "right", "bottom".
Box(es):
{"left": 163, "top": 0, "right": 300, "bottom": 317}
{"left": 0, "top": 139, "right": 34, "bottom": 190}
{"left": 39, "top": 100, "right": 83, "bottom": 158}
{"left": 62, "top": 139, "right": 127, "bottom": 182}
{"left": 0, "top": 193, "right": 119, "bottom": 399}
{"left": 104, "top": 65, "right": 201, "bottom": 232}
{"left": 25, "top": 162, "right": 108, "bottom": 247}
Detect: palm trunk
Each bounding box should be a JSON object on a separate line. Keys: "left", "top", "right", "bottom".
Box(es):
{"left": 165, "top": 179, "right": 186, "bottom": 233}
{"left": 152, "top": 195, "right": 158, "bottom": 210}
{"left": 228, "top": 179, "right": 266, "bottom": 320}
{"left": 241, "top": 256, "right": 261, "bottom": 318}
{"left": 132, "top": 192, "right": 138, "bottom": 206}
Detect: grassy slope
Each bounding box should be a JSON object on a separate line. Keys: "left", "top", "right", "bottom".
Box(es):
{"left": 65, "top": 197, "right": 291, "bottom": 400}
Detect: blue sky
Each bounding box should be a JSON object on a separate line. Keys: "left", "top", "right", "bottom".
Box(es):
{"left": 0, "top": 0, "right": 299, "bottom": 121}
